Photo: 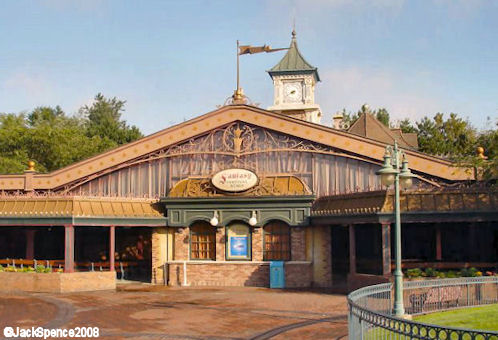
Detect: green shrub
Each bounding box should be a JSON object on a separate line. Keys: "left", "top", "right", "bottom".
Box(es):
{"left": 424, "top": 267, "right": 438, "bottom": 277}
{"left": 406, "top": 268, "right": 423, "bottom": 278}
{"left": 446, "top": 270, "right": 458, "bottom": 278}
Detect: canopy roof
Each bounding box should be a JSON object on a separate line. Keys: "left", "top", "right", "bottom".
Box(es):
{"left": 312, "top": 188, "right": 498, "bottom": 224}
{"left": 0, "top": 196, "right": 165, "bottom": 226}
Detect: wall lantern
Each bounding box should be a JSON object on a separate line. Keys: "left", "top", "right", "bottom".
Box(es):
{"left": 248, "top": 211, "right": 258, "bottom": 226}
{"left": 210, "top": 211, "right": 219, "bottom": 227}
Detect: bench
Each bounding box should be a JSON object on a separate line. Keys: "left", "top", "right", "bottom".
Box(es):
{"left": 409, "top": 286, "right": 462, "bottom": 312}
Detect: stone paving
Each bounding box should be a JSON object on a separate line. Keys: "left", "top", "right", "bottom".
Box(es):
{"left": 0, "top": 284, "right": 349, "bottom": 340}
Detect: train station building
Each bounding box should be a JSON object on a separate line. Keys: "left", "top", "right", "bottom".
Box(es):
{"left": 0, "top": 32, "right": 496, "bottom": 291}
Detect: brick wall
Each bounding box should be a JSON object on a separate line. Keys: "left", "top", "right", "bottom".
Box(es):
{"left": 162, "top": 225, "right": 313, "bottom": 288}
{"left": 285, "top": 262, "right": 312, "bottom": 288}
{"left": 0, "top": 272, "right": 115, "bottom": 293}
{"left": 291, "top": 227, "right": 306, "bottom": 261}
{"left": 174, "top": 227, "right": 189, "bottom": 260}
{"left": 312, "top": 225, "right": 332, "bottom": 287}
{"left": 166, "top": 261, "right": 312, "bottom": 288}
{"left": 215, "top": 227, "right": 225, "bottom": 261}
{"left": 252, "top": 227, "right": 263, "bottom": 261}
{"left": 151, "top": 227, "right": 166, "bottom": 284}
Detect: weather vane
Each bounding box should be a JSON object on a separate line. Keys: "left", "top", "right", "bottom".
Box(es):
{"left": 229, "top": 40, "right": 288, "bottom": 104}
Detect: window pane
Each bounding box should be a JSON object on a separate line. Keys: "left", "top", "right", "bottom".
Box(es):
{"left": 190, "top": 222, "right": 216, "bottom": 260}
{"left": 263, "top": 221, "right": 291, "bottom": 261}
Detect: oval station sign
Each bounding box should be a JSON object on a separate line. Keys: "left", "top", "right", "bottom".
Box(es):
{"left": 211, "top": 169, "right": 258, "bottom": 193}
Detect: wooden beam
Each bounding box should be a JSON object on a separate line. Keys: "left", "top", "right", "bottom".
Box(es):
{"left": 349, "top": 224, "right": 356, "bottom": 275}
{"left": 435, "top": 224, "right": 442, "bottom": 261}
{"left": 25, "top": 229, "right": 35, "bottom": 260}
{"left": 64, "top": 224, "right": 75, "bottom": 273}
{"left": 109, "top": 226, "right": 115, "bottom": 272}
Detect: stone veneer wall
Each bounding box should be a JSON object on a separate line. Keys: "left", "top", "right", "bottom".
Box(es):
{"left": 160, "top": 224, "right": 313, "bottom": 287}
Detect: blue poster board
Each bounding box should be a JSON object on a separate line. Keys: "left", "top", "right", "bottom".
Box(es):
{"left": 230, "top": 236, "right": 248, "bottom": 256}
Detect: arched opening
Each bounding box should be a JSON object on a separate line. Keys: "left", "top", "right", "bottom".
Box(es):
{"left": 263, "top": 220, "right": 291, "bottom": 261}
{"left": 189, "top": 221, "right": 216, "bottom": 260}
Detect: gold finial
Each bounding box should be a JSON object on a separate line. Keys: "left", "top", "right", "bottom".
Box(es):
{"left": 477, "top": 146, "right": 487, "bottom": 159}
{"left": 231, "top": 88, "right": 247, "bottom": 104}
{"left": 27, "top": 160, "right": 36, "bottom": 172}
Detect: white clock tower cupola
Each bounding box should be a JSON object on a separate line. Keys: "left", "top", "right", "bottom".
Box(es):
{"left": 267, "top": 30, "right": 322, "bottom": 123}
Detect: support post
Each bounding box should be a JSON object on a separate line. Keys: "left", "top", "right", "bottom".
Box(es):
{"left": 435, "top": 224, "right": 442, "bottom": 261}
{"left": 381, "top": 223, "right": 391, "bottom": 276}
{"left": 349, "top": 224, "right": 356, "bottom": 275}
{"left": 64, "top": 224, "right": 75, "bottom": 273}
{"left": 109, "top": 226, "right": 115, "bottom": 272}
{"left": 25, "top": 229, "right": 35, "bottom": 260}
{"left": 393, "top": 146, "right": 405, "bottom": 316}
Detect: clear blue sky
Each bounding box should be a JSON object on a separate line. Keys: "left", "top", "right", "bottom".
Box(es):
{"left": 1, "top": 0, "right": 497, "bottom": 134}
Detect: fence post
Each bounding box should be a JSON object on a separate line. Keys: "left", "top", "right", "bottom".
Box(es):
{"left": 466, "top": 283, "right": 470, "bottom": 307}
{"left": 359, "top": 317, "right": 363, "bottom": 340}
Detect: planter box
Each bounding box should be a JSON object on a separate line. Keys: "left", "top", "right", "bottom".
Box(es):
{"left": 0, "top": 271, "right": 116, "bottom": 293}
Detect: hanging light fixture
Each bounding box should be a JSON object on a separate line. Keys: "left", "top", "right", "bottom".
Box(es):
{"left": 210, "top": 211, "right": 219, "bottom": 227}
{"left": 248, "top": 211, "right": 258, "bottom": 226}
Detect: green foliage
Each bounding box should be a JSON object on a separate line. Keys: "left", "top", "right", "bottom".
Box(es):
{"left": 0, "top": 94, "right": 143, "bottom": 174}
{"left": 405, "top": 268, "right": 423, "bottom": 278}
{"left": 80, "top": 93, "right": 143, "bottom": 145}
{"left": 399, "top": 118, "right": 418, "bottom": 134}
{"left": 417, "top": 113, "right": 477, "bottom": 158}
{"left": 405, "top": 267, "right": 489, "bottom": 278}
{"left": 375, "top": 108, "right": 390, "bottom": 128}
{"left": 339, "top": 108, "right": 359, "bottom": 128}
{"left": 35, "top": 265, "right": 51, "bottom": 273}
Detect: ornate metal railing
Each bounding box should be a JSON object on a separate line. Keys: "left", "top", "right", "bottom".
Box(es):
{"left": 348, "top": 277, "right": 498, "bottom": 339}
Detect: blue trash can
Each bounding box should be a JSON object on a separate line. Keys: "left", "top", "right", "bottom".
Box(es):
{"left": 270, "top": 261, "right": 285, "bottom": 288}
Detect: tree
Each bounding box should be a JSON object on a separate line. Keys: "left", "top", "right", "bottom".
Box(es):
{"left": 338, "top": 108, "right": 359, "bottom": 128}
{"left": 80, "top": 93, "right": 143, "bottom": 145}
{"left": 416, "top": 113, "right": 477, "bottom": 158}
{"left": 399, "top": 118, "right": 418, "bottom": 134}
{"left": 374, "top": 108, "right": 390, "bottom": 128}
{"left": 0, "top": 95, "right": 143, "bottom": 174}
{"left": 0, "top": 113, "right": 29, "bottom": 173}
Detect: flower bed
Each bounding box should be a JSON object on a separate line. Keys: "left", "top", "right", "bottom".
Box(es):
{"left": 404, "top": 267, "right": 497, "bottom": 279}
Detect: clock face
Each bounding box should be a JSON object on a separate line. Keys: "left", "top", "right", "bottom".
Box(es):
{"left": 283, "top": 82, "right": 303, "bottom": 103}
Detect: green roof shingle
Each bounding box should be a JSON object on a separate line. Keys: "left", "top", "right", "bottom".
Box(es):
{"left": 268, "top": 30, "right": 320, "bottom": 81}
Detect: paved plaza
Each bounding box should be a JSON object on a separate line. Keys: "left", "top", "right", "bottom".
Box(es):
{"left": 0, "top": 284, "right": 348, "bottom": 340}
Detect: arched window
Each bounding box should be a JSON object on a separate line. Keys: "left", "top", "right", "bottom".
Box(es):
{"left": 263, "top": 221, "right": 291, "bottom": 261}
{"left": 190, "top": 221, "right": 216, "bottom": 260}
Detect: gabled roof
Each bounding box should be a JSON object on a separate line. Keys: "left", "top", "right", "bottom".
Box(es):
{"left": 268, "top": 30, "right": 320, "bottom": 81}
{"left": 348, "top": 113, "right": 418, "bottom": 149}
{"left": 0, "top": 104, "right": 471, "bottom": 192}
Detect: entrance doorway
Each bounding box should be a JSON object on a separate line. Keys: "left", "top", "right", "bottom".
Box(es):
{"left": 331, "top": 226, "right": 349, "bottom": 285}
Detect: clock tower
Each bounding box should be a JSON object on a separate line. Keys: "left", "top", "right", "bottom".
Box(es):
{"left": 267, "top": 30, "right": 322, "bottom": 124}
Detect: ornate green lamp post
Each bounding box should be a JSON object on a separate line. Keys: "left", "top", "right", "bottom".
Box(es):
{"left": 376, "top": 141, "right": 415, "bottom": 316}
